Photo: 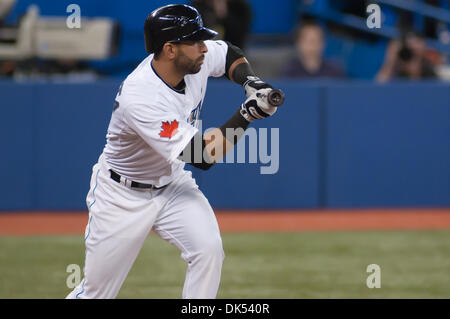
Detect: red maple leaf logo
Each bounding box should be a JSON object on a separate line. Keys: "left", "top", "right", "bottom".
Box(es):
{"left": 159, "top": 120, "right": 179, "bottom": 139}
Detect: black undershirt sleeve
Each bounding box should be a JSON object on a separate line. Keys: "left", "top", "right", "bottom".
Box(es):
{"left": 218, "top": 108, "right": 250, "bottom": 144}
{"left": 179, "top": 133, "right": 213, "bottom": 170}
{"left": 225, "top": 41, "right": 257, "bottom": 86}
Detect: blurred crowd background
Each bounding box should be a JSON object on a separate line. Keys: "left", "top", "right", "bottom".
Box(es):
{"left": 0, "top": 0, "right": 449, "bottom": 82}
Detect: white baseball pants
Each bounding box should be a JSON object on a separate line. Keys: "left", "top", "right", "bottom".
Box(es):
{"left": 66, "top": 155, "right": 224, "bottom": 299}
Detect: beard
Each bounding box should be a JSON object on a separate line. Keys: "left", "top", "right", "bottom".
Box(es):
{"left": 174, "top": 50, "right": 204, "bottom": 75}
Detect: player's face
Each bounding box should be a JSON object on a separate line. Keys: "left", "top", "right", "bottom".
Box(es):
{"left": 174, "top": 40, "right": 208, "bottom": 74}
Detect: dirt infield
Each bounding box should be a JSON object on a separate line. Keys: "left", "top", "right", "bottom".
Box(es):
{"left": 0, "top": 208, "right": 449, "bottom": 235}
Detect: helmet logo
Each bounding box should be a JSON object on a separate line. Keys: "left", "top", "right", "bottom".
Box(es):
{"left": 177, "top": 16, "right": 189, "bottom": 27}
{"left": 161, "top": 15, "right": 202, "bottom": 28}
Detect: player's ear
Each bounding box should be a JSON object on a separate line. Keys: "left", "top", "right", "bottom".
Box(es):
{"left": 163, "top": 43, "right": 178, "bottom": 60}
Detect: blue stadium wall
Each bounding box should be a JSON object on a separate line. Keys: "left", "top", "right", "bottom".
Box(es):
{"left": 1, "top": 80, "right": 449, "bottom": 210}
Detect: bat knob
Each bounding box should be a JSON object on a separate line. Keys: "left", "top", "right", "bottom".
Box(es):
{"left": 268, "top": 89, "right": 285, "bottom": 107}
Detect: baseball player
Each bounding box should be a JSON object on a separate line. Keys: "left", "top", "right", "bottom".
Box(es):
{"left": 66, "top": 4, "right": 283, "bottom": 299}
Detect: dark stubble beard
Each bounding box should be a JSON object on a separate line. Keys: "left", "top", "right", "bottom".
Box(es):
{"left": 174, "top": 49, "right": 203, "bottom": 75}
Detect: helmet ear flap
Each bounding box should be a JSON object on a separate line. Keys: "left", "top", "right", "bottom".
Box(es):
{"left": 144, "top": 32, "right": 152, "bottom": 53}
{"left": 144, "top": 19, "right": 153, "bottom": 53}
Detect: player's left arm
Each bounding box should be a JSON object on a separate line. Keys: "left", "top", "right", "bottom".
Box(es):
{"left": 204, "top": 40, "right": 275, "bottom": 98}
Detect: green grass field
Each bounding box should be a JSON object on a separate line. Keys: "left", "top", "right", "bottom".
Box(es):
{"left": 1, "top": 230, "right": 449, "bottom": 298}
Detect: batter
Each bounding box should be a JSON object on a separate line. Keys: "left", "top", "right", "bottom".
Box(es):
{"left": 66, "top": 4, "right": 283, "bottom": 299}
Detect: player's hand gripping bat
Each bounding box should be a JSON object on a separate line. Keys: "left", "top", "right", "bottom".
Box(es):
{"left": 240, "top": 88, "right": 283, "bottom": 122}
{"left": 244, "top": 77, "right": 285, "bottom": 107}
{"left": 255, "top": 88, "right": 285, "bottom": 108}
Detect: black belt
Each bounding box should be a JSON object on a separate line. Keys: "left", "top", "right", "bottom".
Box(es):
{"left": 109, "top": 170, "right": 168, "bottom": 190}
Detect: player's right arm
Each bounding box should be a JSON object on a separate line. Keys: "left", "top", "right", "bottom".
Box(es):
{"left": 179, "top": 40, "right": 284, "bottom": 170}
{"left": 180, "top": 88, "right": 277, "bottom": 170}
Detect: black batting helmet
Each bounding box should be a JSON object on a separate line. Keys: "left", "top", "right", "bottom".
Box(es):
{"left": 144, "top": 4, "right": 218, "bottom": 54}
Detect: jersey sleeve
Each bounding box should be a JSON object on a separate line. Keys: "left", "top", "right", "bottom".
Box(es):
{"left": 204, "top": 40, "right": 228, "bottom": 78}
{"left": 123, "top": 103, "right": 198, "bottom": 163}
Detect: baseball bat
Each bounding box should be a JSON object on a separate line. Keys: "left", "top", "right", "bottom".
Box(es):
{"left": 267, "top": 89, "right": 285, "bottom": 107}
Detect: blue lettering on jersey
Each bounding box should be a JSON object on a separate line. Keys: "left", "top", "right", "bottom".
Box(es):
{"left": 188, "top": 100, "right": 203, "bottom": 128}
{"left": 113, "top": 100, "right": 119, "bottom": 111}
{"left": 112, "top": 82, "right": 124, "bottom": 112}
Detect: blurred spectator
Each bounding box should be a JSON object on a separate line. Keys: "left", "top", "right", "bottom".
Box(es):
{"left": 190, "top": 0, "right": 251, "bottom": 49}
{"left": 281, "top": 22, "right": 345, "bottom": 79}
{"left": 376, "top": 32, "right": 438, "bottom": 82}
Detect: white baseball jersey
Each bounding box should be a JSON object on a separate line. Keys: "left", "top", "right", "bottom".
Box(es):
{"left": 103, "top": 40, "right": 228, "bottom": 187}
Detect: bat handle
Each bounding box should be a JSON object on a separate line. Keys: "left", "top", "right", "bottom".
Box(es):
{"left": 267, "top": 89, "right": 285, "bottom": 107}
